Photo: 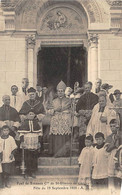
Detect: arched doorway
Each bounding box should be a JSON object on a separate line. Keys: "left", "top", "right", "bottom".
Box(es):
{"left": 35, "top": 2, "right": 88, "bottom": 88}
{"left": 37, "top": 45, "right": 87, "bottom": 88}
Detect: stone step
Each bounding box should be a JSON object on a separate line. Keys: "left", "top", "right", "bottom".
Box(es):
{"left": 10, "top": 175, "right": 79, "bottom": 185}
{"left": 36, "top": 165, "right": 79, "bottom": 176}
{"left": 38, "top": 157, "right": 78, "bottom": 166}
{"left": 43, "top": 142, "right": 79, "bottom": 150}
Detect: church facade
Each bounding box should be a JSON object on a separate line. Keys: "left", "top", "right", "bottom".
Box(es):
{"left": 0, "top": 0, "right": 122, "bottom": 100}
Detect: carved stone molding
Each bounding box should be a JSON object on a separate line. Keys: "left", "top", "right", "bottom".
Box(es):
{"left": 106, "top": 0, "right": 122, "bottom": 6}
{"left": 37, "top": 6, "right": 87, "bottom": 35}
{"left": 26, "top": 35, "right": 36, "bottom": 49}
{"left": 1, "top": 0, "right": 20, "bottom": 11}
{"left": 88, "top": 33, "right": 98, "bottom": 48}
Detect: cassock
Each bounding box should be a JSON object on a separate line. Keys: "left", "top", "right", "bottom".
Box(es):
{"left": 19, "top": 99, "right": 45, "bottom": 118}
{"left": 0, "top": 105, "right": 20, "bottom": 129}
{"left": 76, "top": 92, "right": 98, "bottom": 151}
{"left": 76, "top": 92, "right": 98, "bottom": 111}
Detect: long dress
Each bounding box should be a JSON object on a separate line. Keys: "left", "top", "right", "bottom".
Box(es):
{"left": 78, "top": 146, "right": 94, "bottom": 186}
{"left": 49, "top": 97, "right": 72, "bottom": 157}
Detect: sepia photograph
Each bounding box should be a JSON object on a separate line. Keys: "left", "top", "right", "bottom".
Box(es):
{"left": 0, "top": 0, "right": 122, "bottom": 194}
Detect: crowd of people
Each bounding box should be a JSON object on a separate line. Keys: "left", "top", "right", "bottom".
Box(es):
{"left": 0, "top": 77, "right": 121, "bottom": 190}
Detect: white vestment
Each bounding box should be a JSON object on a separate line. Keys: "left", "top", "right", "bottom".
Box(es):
{"left": 87, "top": 104, "right": 117, "bottom": 142}
{"left": 0, "top": 136, "right": 17, "bottom": 163}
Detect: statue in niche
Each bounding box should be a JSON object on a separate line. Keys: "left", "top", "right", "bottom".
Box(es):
{"left": 47, "top": 11, "right": 67, "bottom": 30}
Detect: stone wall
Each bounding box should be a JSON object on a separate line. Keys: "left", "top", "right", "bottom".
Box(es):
{"left": 99, "top": 34, "right": 122, "bottom": 93}
{"left": 0, "top": 36, "right": 26, "bottom": 105}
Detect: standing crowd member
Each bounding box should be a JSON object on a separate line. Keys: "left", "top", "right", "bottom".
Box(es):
{"left": 20, "top": 78, "right": 29, "bottom": 105}
{"left": 76, "top": 82, "right": 98, "bottom": 152}
{"left": 101, "top": 83, "right": 114, "bottom": 104}
{"left": 113, "top": 89, "right": 122, "bottom": 134}
{"left": 87, "top": 95, "right": 117, "bottom": 142}
{"left": 95, "top": 78, "right": 102, "bottom": 94}
{"left": 36, "top": 84, "right": 43, "bottom": 102}
{"left": 10, "top": 85, "right": 22, "bottom": 112}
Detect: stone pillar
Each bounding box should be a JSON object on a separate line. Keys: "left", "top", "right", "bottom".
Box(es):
{"left": 88, "top": 34, "right": 98, "bottom": 91}
{"left": 88, "top": 45, "right": 91, "bottom": 81}
{"left": 26, "top": 35, "right": 35, "bottom": 87}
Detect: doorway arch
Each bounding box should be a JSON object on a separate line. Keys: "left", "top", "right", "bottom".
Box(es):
{"left": 35, "top": 1, "right": 88, "bottom": 88}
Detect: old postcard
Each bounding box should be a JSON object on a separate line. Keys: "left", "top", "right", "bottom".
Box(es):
{"left": 0, "top": 0, "right": 122, "bottom": 195}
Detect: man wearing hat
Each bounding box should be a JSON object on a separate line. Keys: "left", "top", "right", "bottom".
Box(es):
{"left": 19, "top": 87, "right": 45, "bottom": 173}
{"left": 101, "top": 83, "right": 114, "bottom": 103}
{"left": 19, "top": 87, "right": 45, "bottom": 117}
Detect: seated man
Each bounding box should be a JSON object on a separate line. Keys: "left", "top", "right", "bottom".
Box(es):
{"left": 0, "top": 95, "right": 21, "bottom": 137}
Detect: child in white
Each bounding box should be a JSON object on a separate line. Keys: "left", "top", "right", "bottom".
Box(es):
{"left": 78, "top": 135, "right": 94, "bottom": 190}
{"left": 92, "top": 132, "right": 109, "bottom": 188}
{"left": 0, "top": 125, "right": 17, "bottom": 188}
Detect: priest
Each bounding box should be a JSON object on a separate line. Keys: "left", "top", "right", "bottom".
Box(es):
{"left": 0, "top": 95, "right": 20, "bottom": 137}
{"left": 19, "top": 87, "right": 45, "bottom": 119}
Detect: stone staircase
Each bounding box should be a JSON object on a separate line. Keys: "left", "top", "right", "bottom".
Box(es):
{"left": 43, "top": 141, "right": 79, "bottom": 156}
{"left": 9, "top": 140, "right": 79, "bottom": 186}
{"left": 10, "top": 157, "right": 79, "bottom": 186}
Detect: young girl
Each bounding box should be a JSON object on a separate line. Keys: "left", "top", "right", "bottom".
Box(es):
{"left": 78, "top": 135, "right": 94, "bottom": 190}
{"left": 0, "top": 125, "right": 17, "bottom": 188}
